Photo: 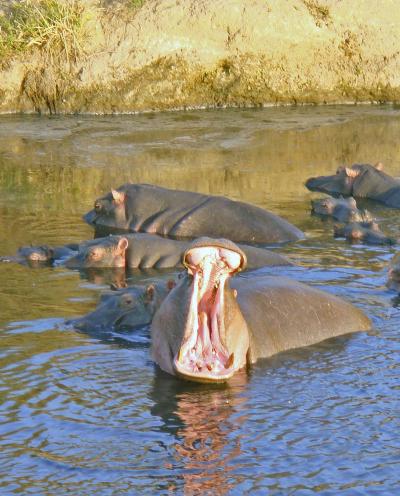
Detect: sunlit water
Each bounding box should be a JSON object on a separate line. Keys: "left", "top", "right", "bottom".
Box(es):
{"left": 0, "top": 106, "right": 399, "bottom": 495}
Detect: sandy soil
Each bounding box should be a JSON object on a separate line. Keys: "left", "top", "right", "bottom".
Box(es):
{"left": 1, "top": 0, "right": 400, "bottom": 113}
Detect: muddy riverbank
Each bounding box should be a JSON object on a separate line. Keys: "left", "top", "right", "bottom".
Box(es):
{"left": 1, "top": 0, "right": 400, "bottom": 114}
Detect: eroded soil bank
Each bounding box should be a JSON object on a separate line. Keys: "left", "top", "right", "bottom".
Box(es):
{"left": 1, "top": 0, "right": 400, "bottom": 114}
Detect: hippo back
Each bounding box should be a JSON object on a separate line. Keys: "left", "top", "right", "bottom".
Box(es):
{"left": 231, "top": 276, "right": 371, "bottom": 361}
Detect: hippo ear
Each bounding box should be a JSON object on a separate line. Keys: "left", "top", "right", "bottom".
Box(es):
{"left": 166, "top": 279, "right": 176, "bottom": 291}
{"left": 375, "top": 162, "right": 384, "bottom": 171}
{"left": 111, "top": 189, "right": 125, "bottom": 204}
{"left": 361, "top": 209, "right": 373, "bottom": 222}
{"left": 370, "top": 221, "right": 380, "bottom": 231}
{"left": 145, "top": 284, "right": 155, "bottom": 301}
{"left": 117, "top": 237, "right": 129, "bottom": 253}
{"left": 345, "top": 167, "right": 360, "bottom": 178}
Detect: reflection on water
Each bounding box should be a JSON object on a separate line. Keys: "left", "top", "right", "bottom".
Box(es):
{"left": 0, "top": 106, "right": 400, "bottom": 494}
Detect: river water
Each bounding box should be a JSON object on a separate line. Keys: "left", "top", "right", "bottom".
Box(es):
{"left": 0, "top": 106, "right": 399, "bottom": 495}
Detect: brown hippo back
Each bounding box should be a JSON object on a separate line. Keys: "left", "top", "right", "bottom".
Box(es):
{"left": 232, "top": 276, "right": 371, "bottom": 363}
{"left": 84, "top": 183, "right": 304, "bottom": 244}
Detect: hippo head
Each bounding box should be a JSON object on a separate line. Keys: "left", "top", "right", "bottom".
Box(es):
{"left": 306, "top": 163, "right": 384, "bottom": 197}
{"left": 311, "top": 197, "right": 335, "bottom": 215}
{"left": 150, "top": 237, "right": 250, "bottom": 383}
{"left": 83, "top": 188, "right": 129, "bottom": 230}
{"left": 17, "top": 245, "right": 55, "bottom": 265}
{"left": 69, "top": 280, "right": 175, "bottom": 332}
{"left": 65, "top": 236, "right": 128, "bottom": 269}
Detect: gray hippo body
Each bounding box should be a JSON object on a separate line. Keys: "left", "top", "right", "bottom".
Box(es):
{"left": 306, "top": 163, "right": 400, "bottom": 208}
{"left": 311, "top": 196, "right": 370, "bottom": 223}
{"left": 150, "top": 238, "right": 371, "bottom": 383}
{"left": 387, "top": 254, "right": 400, "bottom": 292}
{"left": 5, "top": 234, "right": 292, "bottom": 270}
{"left": 0, "top": 244, "right": 78, "bottom": 266}
{"left": 69, "top": 280, "right": 175, "bottom": 332}
{"left": 83, "top": 183, "right": 304, "bottom": 244}
{"left": 333, "top": 220, "right": 396, "bottom": 245}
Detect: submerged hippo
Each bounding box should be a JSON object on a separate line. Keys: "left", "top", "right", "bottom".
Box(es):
{"left": 65, "top": 233, "right": 293, "bottom": 270}
{"left": 83, "top": 183, "right": 304, "bottom": 244}
{"left": 306, "top": 163, "right": 400, "bottom": 208}
{"left": 6, "top": 233, "right": 292, "bottom": 270}
{"left": 311, "top": 196, "right": 371, "bottom": 223}
{"left": 387, "top": 254, "right": 400, "bottom": 292}
{"left": 333, "top": 221, "right": 396, "bottom": 245}
{"left": 0, "top": 244, "right": 78, "bottom": 266}
{"left": 150, "top": 238, "right": 371, "bottom": 383}
{"left": 69, "top": 280, "right": 175, "bottom": 332}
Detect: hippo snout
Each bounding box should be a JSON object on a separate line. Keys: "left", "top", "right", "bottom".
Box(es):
{"left": 305, "top": 177, "right": 319, "bottom": 191}
{"left": 83, "top": 210, "right": 97, "bottom": 225}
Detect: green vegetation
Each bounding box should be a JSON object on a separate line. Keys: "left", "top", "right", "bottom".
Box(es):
{"left": 129, "top": 0, "right": 146, "bottom": 7}
{"left": 0, "top": 0, "right": 87, "bottom": 65}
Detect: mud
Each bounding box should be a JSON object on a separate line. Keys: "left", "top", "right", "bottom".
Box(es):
{"left": 1, "top": 0, "right": 400, "bottom": 113}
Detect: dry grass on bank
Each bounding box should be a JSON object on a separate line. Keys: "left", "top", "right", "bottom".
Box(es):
{"left": 0, "top": 0, "right": 88, "bottom": 67}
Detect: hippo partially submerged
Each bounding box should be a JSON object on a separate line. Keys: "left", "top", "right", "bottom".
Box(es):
{"left": 333, "top": 220, "right": 396, "bottom": 245}
{"left": 150, "top": 238, "right": 371, "bottom": 383}
{"left": 69, "top": 280, "right": 175, "bottom": 332}
{"left": 387, "top": 254, "right": 400, "bottom": 292}
{"left": 0, "top": 244, "right": 78, "bottom": 266}
{"left": 311, "top": 196, "right": 371, "bottom": 223}
{"left": 306, "top": 163, "right": 400, "bottom": 208}
{"left": 4, "top": 233, "right": 292, "bottom": 270}
{"left": 83, "top": 183, "right": 304, "bottom": 244}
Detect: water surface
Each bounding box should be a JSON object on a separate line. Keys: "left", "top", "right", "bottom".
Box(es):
{"left": 0, "top": 106, "right": 399, "bottom": 495}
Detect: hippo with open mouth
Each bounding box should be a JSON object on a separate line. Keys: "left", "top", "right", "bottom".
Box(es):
{"left": 306, "top": 163, "right": 400, "bottom": 208}
{"left": 150, "top": 238, "right": 371, "bottom": 383}
{"left": 83, "top": 183, "right": 304, "bottom": 244}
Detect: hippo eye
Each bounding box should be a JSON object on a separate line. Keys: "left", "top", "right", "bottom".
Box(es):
{"left": 119, "top": 294, "right": 134, "bottom": 307}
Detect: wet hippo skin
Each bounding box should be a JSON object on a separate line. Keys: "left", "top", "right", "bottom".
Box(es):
{"left": 306, "top": 163, "right": 400, "bottom": 207}
{"left": 83, "top": 183, "right": 304, "bottom": 244}
{"left": 150, "top": 238, "right": 371, "bottom": 383}
{"left": 5, "top": 233, "right": 293, "bottom": 270}
{"left": 311, "top": 196, "right": 371, "bottom": 223}
{"left": 68, "top": 280, "right": 175, "bottom": 332}
{"left": 333, "top": 220, "right": 396, "bottom": 245}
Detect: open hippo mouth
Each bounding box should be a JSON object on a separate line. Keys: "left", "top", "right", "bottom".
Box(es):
{"left": 173, "top": 240, "right": 246, "bottom": 383}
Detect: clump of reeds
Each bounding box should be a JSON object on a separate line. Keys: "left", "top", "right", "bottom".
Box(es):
{"left": 0, "top": 0, "right": 87, "bottom": 66}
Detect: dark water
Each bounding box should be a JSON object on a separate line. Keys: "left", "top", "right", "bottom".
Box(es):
{"left": 0, "top": 106, "right": 399, "bottom": 495}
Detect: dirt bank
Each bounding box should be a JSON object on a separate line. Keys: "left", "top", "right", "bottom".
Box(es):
{"left": 1, "top": 0, "right": 400, "bottom": 114}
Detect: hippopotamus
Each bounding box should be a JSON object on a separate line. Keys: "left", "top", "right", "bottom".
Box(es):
{"left": 150, "top": 237, "right": 371, "bottom": 383}
{"left": 387, "top": 254, "right": 400, "bottom": 292}
{"left": 311, "top": 196, "right": 372, "bottom": 223}
{"left": 333, "top": 220, "right": 396, "bottom": 245}
{"left": 83, "top": 183, "right": 304, "bottom": 244}
{"left": 69, "top": 280, "right": 175, "bottom": 332}
{"left": 306, "top": 163, "right": 400, "bottom": 208}
{"left": 66, "top": 233, "right": 293, "bottom": 270}
{"left": 0, "top": 244, "right": 78, "bottom": 266}
{"left": 6, "top": 233, "right": 293, "bottom": 270}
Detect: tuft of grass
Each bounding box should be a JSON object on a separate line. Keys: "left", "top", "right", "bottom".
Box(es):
{"left": 0, "top": 0, "right": 87, "bottom": 66}
{"left": 129, "top": 0, "right": 146, "bottom": 9}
